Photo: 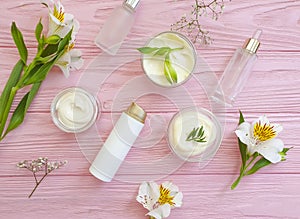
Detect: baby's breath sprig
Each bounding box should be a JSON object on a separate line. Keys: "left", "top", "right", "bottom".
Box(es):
{"left": 17, "top": 157, "right": 67, "bottom": 198}
{"left": 171, "top": 0, "right": 231, "bottom": 45}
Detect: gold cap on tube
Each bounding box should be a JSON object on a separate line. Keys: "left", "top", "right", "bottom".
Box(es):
{"left": 126, "top": 102, "right": 147, "bottom": 124}
{"left": 124, "top": 0, "right": 140, "bottom": 10}
{"left": 243, "top": 29, "right": 262, "bottom": 54}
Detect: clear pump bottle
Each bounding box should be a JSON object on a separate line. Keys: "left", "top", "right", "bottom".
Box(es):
{"left": 95, "top": 0, "right": 140, "bottom": 55}
{"left": 89, "top": 102, "right": 146, "bottom": 182}
{"left": 212, "top": 30, "right": 262, "bottom": 106}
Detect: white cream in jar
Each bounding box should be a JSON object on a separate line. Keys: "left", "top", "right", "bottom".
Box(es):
{"left": 168, "top": 107, "right": 222, "bottom": 162}
{"left": 51, "top": 87, "right": 98, "bottom": 133}
{"left": 142, "top": 31, "right": 196, "bottom": 87}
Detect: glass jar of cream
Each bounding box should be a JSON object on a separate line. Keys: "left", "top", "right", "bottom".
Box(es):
{"left": 167, "top": 106, "right": 222, "bottom": 164}
{"left": 141, "top": 31, "right": 197, "bottom": 88}
{"left": 51, "top": 87, "right": 99, "bottom": 133}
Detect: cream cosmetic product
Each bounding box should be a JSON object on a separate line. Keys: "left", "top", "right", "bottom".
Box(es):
{"left": 51, "top": 87, "right": 99, "bottom": 133}
{"left": 95, "top": 0, "right": 140, "bottom": 55}
{"left": 141, "top": 31, "right": 196, "bottom": 87}
{"left": 212, "top": 29, "right": 262, "bottom": 106}
{"left": 89, "top": 102, "right": 146, "bottom": 182}
{"left": 167, "top": 107, "right": 222, "bottom": 163}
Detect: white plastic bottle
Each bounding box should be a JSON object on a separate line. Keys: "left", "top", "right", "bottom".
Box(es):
{"left": 95, "top": 0, "right": 140, "bottom": 55}
{"left": 212, "top": 29, "right": 262, "bottom": 106}
{"left": 89, "top": 102, "right": 146, "bottom": 182}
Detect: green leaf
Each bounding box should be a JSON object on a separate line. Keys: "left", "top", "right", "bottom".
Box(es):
{"left": 153, "top": 47, "right": 171, "bottom": 56}
{"left": 35, "top": 19, "right": 43, "bottom": 42}
{"left": 238, "top": 111, "right": 248, "bottom": 167}
{"left": 34, "top": 53, "right": 57, "bottom": 64}
{"left": 57, "top": 29, "right": 73, "bottom": 52}
{"left": 186, "top": 126, "right": 206, "bottom": 143}
{"left": 23, "top": 61, "right": 55, "bottom": 85}
{"left": 245, "top": 157, "right": 271, "bottom": 176}
{"left": 41, "top": 44, "right": 59, "bottom": 57}
{"left": 45, "top": 35, "right": 61, "bottom": 45}
{"left": 137, "top": 47, "right": 159, "bottom": 54}
{"left": 238, "top": 110, "right": 245, "bottom": 125}
{"left": 11, "top": 22, "right": 28, "bottom": 64}
{"left": 280, "top": 147, "right": 292, "bottom": 161}
{"left": 4, "top": 83, "right": 41, "bottom": 136}
{"left": 0, "top": 60, "right": 24, "bottom": 123}
{"left": 164, "top": 54, "right": 178, "bottom": 84}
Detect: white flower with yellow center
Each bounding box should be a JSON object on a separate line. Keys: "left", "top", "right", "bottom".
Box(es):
{"left": 41, "top": 0, "right": 83, "bottom": 77}
{"left": 41, "top": 0, "right": 79, "bottom": 39}
{"left": 235, "top": 115, "right": 284, "bottom": 163}
{"left": 137, "top": 181, "right": 183, "bottom": 219}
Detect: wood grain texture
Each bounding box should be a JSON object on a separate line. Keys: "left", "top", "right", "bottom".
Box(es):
{"left": 0, "top": 0, "right": 299, "bottom": 218}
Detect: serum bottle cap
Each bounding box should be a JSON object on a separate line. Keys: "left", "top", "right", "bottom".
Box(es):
{"left": 243, "top": 29, "right": 262, "bottom": 54}
{"left": 124, "top": 0, "right": 140, "bottom": 10}
{"left": 125, "top": 102, "right": 147, "bottom": 124}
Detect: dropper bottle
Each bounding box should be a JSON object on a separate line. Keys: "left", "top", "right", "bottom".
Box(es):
{"left": 95, "top": 0, "right": 140, "bottom": 55}
{"left": 212, "top": 29, "right": 262, "bottom": 106}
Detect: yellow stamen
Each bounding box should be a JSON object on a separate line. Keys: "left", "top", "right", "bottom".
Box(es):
{"left": 68, "top": 43, "right": 75, "bottom": 51}
{"left": 53, "top": 5, "right": 65, "bottom": 22}
{"left": 253, "top": 121, "right": 276, "bottom": 142}
{"left": 158, "top": 185, "right": 175, "bottom": 206}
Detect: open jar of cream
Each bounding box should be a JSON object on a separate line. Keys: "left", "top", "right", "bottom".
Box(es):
{"left": 167, "top": 106, "right": 222, "bottom": 163}
{"left": 51, "top": 87, "right": 99, "bottom": 133}
{"left": 141, "top": 31, "right": 196, "bottom": 88}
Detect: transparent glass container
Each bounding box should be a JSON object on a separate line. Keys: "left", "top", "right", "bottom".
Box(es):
{"left": 167, "top": 106, "right": 222, "bottom": 164}
{"left": 212, "top": 29, "right": 262, "bottom": 106}
{"left": 51, "top": 87, "right": 99, "bottom": 133}
{"left": 95, "top": 0, "right": 140, "bottom": 55}
{"left": 141, "top": 31, "right": 197, "bottom": 88}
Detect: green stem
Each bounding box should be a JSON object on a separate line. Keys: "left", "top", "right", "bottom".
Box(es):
{"left": 16, "top": 59, "right": 37, "bottom": 88}
{"left": 245, "top": 153, "right": 258, "bottom": 170}
{"left": 231, "top": 174, "right": 243, "bottom": 190}
{"left": 0, "top": 86, "right": 18, "bottom": 139}
{"left": 231, "top": 153, "right": 258, "bottom": 190}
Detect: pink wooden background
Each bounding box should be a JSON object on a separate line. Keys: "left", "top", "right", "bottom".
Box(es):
{"left": 1, "top": 0, "right": 300, "bottom": 218}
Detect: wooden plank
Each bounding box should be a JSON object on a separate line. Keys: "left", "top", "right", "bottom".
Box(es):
{"left": 0, "top": 175, "right": 299, "bottom": 218}
{"left": 0, "top": 112, "right": 298, "bottom": 178}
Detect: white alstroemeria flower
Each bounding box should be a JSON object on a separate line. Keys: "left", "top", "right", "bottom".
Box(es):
{"left": 41, "top": 0, "right": 79, "bottom": 39}
{"left": 137, "top": 181, "right": 183, "bottom": 219}
{"left": 41, "top": 0, "right": 83, "bottom": 77}
{"left": 235, "top": 115, "right": 284, "bottom": 163}
{"left": 55, "top": 46, "right": 83, "bottom": 78}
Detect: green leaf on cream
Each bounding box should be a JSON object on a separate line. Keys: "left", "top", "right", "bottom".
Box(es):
{"left": 137, "top": 46, "right": 183, "bottom": 85}
{"left": 186, "top": 126, "right": 206, "bottom": 143}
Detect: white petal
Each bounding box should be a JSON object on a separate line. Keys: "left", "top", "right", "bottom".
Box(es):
{"left": 161, "top": 181, "right": 178, "bottom": 193}
{"left": 56, "top": 63, "right": 70, "bottom": 78}
{"left": 147, "top": 204, "right": 171, "bottom": 219}
{"left": 70, "top": 56, "right": 84, "bottom": 70}
{"left": 256, "top": 139, "right": 284, "bottom": 163}
{"left": 257, "top": 115, "right": 269, "bottom": 125}
{"left": 272, "top": 123, "right": 283, "bottom": 135}
{"left": 136, "top": 181, "right": 159, "bottom": 211}
{"left": 56, "top": 1, "right": 65, "bottom": 13}
{"left": 172, "top": 192, "right": 183, "bottom": 208}
{"left": 64, "top": 13, "right": 75, "bottom": 24}
{"left": 254, "top": 115, "right": 283, "bottom": 136}
{"left": 55, "top": 52, "right": 71, "bottom": 78}
{"left": 235, "top": 122, "right": 251, "bottom": 145}
{"left": 41, "top": 0, "right": 53, "bottom": 8}
{"left": 48, "top": 13, "right": 74, "bottom": 38}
